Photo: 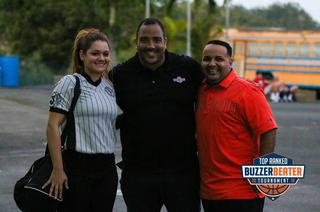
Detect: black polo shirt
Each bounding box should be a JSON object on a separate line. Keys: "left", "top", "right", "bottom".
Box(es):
{"left": 110, "top": 51, "right": 202, "bottom": 173}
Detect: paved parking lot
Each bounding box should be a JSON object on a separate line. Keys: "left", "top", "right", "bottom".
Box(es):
{"left": 0, "top": 86, "right": 319, "bottom": 212}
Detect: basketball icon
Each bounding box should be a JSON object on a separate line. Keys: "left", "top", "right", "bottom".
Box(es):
{"left": 256, "top": 184, "right": 290, "bottom": 197}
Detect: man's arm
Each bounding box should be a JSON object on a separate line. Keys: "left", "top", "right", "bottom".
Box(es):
{"left": 260, "top": 129, "right": 277, "bottom": 156}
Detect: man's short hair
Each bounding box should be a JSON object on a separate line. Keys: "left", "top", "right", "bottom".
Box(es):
{"left": 206, "top": 40, "right": 232, "bottom": 57}
{"left": 136, "top": 18, "right": 166, "bottom": 39}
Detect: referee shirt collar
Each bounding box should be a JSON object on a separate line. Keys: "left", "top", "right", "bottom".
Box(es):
{"left": 81, "top": 71, "right": 102, "bottom": 86}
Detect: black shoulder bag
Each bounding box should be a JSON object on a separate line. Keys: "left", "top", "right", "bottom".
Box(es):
{"left": 13, "top": 75, "right": 81, "bottom": 212}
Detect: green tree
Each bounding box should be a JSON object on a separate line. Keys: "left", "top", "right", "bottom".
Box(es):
{"left": 1, "top": 0, "right": 318, "bottom": 85}
{"left": 227, "top": 3, "right": 319, "bottom": 30}
{"left": 151, "top": 0, "right": 221, "bottom": 60}
{"left": 191, "top": 0, "right": 222, "bottom": 60}
{"left": 0, "top": 0, "right": 221, "bottom": 74}
{"left": 0, "top": 0, "right": 145, "bottom": 73}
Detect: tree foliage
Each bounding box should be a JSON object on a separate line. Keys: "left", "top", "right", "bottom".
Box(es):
{"left": 152, "top": 0, "right": 221, "bottom": 60}
{"left": 0, "top": 0, "right": 319, "bottom": 78}
{"left": 228, "top": 3, "right": 319, "bottom": 30}
{"left": 0, "top": 0, "right": 145, "bottom": 73}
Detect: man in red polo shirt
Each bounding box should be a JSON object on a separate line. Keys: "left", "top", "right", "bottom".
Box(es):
{"left": 196, "top": 40, "right": 277, "bottom": 212}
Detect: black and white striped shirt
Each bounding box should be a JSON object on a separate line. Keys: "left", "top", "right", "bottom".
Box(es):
{"left": 49, "top": 73, "right": 117, "bottom": 154}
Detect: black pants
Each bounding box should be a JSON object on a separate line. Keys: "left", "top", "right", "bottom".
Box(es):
{"left": 120, "top": 170, "right": 200, "bottom": 212}
{"left": 202, "top": 197, "right": 265, "bottom": 212}
{"left": 58, "top": 151, "right": 118, "bottom": 212}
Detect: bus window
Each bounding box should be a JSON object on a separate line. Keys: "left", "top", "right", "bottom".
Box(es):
{"left": 300, "top": 43, "right": 310, "bottom": 57}
{"left": 315, "top": 43, "right": 320, "bottom": 57}
{"left": 274, "top": 42, "right": 285, "bottom": 56}
{"left": 287, "top": 43, "right": 297, "bottom": 57}
{"left": 247, "top": 42, "right": 259, "bottom": 55}
{"left": 261, "top": 42, "right": 272, "bottom": 56}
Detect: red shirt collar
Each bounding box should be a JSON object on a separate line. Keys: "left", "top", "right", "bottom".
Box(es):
{"left": 219, "top": 69, "right": 237, "bottom": 88}
{"left": 202, "top": 69, "right": 237, "bottom": 89}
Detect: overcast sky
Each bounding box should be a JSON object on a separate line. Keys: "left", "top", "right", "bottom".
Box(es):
{"left": 215, "top": 0, "right": 320, "bottom": 23}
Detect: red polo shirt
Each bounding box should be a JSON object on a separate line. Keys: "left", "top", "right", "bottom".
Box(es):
{"left": 196, "top": 70, "right": 277, "bottom": 200}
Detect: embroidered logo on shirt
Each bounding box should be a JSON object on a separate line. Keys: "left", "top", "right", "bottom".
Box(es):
{"left": 172, "top": 76, "right": 186, "bottom": 84}
{"left": 105, "top": 86, "right": 115, "bottom": 97}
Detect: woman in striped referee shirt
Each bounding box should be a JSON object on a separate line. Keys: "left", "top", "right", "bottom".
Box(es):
{"left": 43, "top": 28, "right": 118, "bottom": 212}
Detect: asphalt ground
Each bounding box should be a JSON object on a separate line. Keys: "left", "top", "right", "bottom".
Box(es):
{"left": 0, "top": 85, "right": 319, "bottom": 212}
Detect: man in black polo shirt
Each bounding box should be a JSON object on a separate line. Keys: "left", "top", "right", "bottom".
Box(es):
{"left": 110, "top": 18, "right": 202, "bottom": 212}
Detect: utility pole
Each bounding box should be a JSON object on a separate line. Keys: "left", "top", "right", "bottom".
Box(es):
{"left": 186, "top": 0, "right": 192, "bottom": 56}
{"left": 225, "top": 0, "right": 230, "bottom": 41}
{"left": 146, "top": 0, "right": 150, "bottom": 18}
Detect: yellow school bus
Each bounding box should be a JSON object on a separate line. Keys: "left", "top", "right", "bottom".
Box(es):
{"left": 223, "top": 28, "right": 320, "bottom": 90}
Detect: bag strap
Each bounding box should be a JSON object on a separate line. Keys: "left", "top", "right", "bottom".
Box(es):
{"left": 45, "top": 75, "right": 81, "bottom": 155}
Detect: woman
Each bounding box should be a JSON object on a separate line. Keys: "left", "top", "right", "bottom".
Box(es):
{"left": 43, "top": 28, "right": 118, "bottom": 212}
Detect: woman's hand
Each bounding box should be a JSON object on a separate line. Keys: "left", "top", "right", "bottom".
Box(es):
{"left": 42, "top": 168, "right": 69, "bottom": 200}
{"left": 45, "top": 111, "right": 68, "bottom": 200}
